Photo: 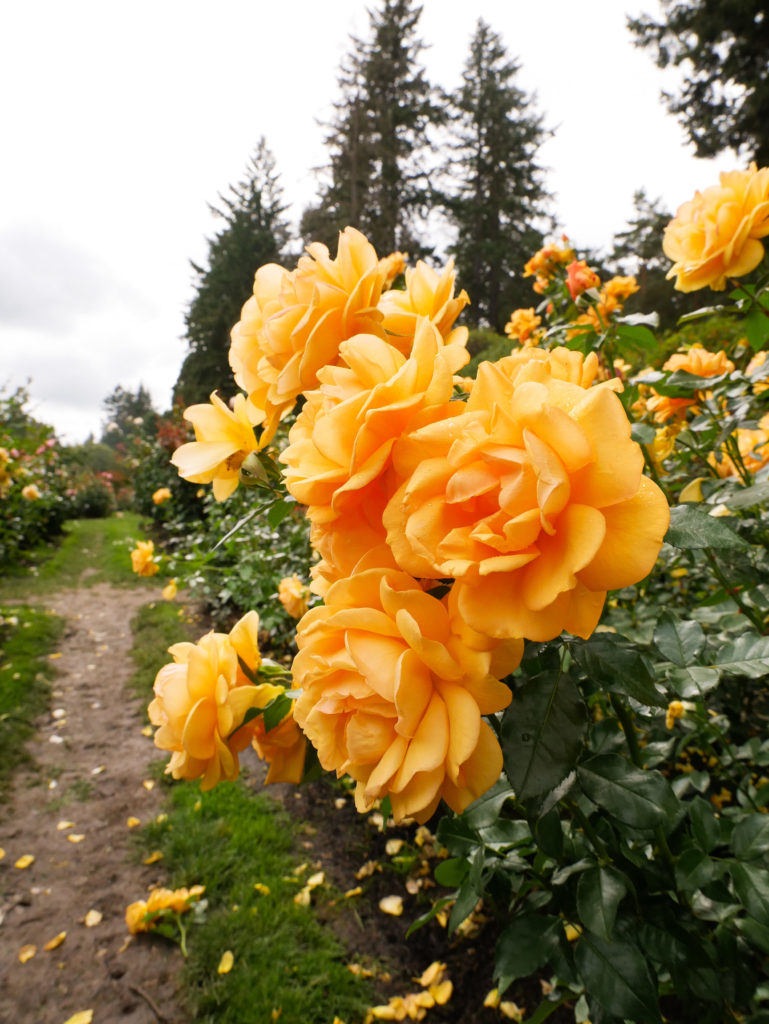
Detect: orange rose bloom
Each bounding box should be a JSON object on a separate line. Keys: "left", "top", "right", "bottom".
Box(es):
{"left": 566, "top": 260, "right": 601, "bottom": 300}
{"left": 149, "top": 611, "right": 291, "bottom": 789}
{"left": 228, "top": 227, "right": 388, "bottom": 443}
{"left": 131, "top": 540, "right": 158, "bottom": 577}
{"left": 710, "top": 414, "right": 769, "bottom": 477}
{"left": 278, "top": 574, "right": 311, "bottom": 619}
{"left": 504, "top": 308, "right": 542, "bottom": 346}
{"left": 250, "top": 686, "right": 306, "bottom": 785}
{"left": 280, "top": 319, "right": 468, "bottom": 527}
{"left": 152, "top": 487, "right": 172, "bottom": 505}
{"left": 378, "top": 258, "right": 470, "bottom": 352}
{"left": 646, "top": 345, "right": 735, "bottom": 423}
{"left": 663, "top": 163, "right": 769, "bottom": 291}
{"left": 292, "top": 566, "right": 522, "bottom": 823}
{"left": 171, "top": 392, "right": 260, "bottom": 501}
{"left": 523, "top": 241, "right": 574, "bottom": 281}
{"left": 384, "top": 348, "right": 669, "bottom": 642}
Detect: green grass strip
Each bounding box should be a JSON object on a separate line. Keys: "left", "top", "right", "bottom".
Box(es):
{"left": 0, "top": 604, "right": 64, "bottom": 800}
{"left": 139, "top": 782, "right": 373, "bottom": 1024}
{"left": 0, "top": 513, "right": 162, "bottom": 599}
{"left": 128, "top": 600, "right": 197, "bottom": 709}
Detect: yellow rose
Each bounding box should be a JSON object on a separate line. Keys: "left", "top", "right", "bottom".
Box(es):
{"left": 171, "top": 392, "right": 260, "bottom": 501}
{"left": 149, "top": 611, "right": 267, "bottom": 789}
{"left": 523, "top": 241, "right": 574, "bottom": 281}
{"left": 292, "top": 566, "right": 522, "bottom": 823}
{"left": 250, "top": 690, "right": 306, "bottom": 784}
{"left": 152, "top": 487, "right": 172, "bottom": 505}
{"left": 130, "top": 540, "right": 159, "bottom": 577}
{"left": 663, "top": 163, "right": 769, "bottom": 291}
{"left": 504, "top": 308, "right": 542, "bottom": 346}
{"left": 383, "top": 349, "right": 669, "bottom": 642}
{"left": 229, "top": 227, "right": 388, "bottom": 444}
{"left": 378, "top": 258, "right": 469, "bottom": 352}
{"left": 281, "top": 319, "right": 468, "bottom": 527}
{"left": 647, "top": 345, "right": 735, "bottom": 424}
{"left": 709, "top": 414, "right": 769, "bottom": 477}
{"left": 21, "top": 483, "right": 41, "bottom": 500}
{"left": 278, "top": 575, "right": 310, "bottom": 619}
{"left": 125, "top": 900, "right": 149, "bottom": 934}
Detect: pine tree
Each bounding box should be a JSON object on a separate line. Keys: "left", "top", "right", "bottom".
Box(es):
{"left": 174, "top": 139, "right": 289, "bottom": 406}
{"left": 629, "top": 1, "right": 769, "bottom": 166}
{"left": 440, "top": 20, "right": 551, "bottom": 332}
{"left": 301, "top": 0, "right": 437, "bottom": 257}
{"left": 100, "top": 384, "right": 156, "bottom": 449}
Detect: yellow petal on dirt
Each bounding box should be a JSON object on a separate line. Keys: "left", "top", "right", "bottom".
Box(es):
{"left": 84, "top": 910, "right": 102, "bottom": 927}
{"left": 483, "top": 989, "right": 501, "bottom": 1009}
{"left": 385, "top": 838, "right": 404, "bottom": 856}
{"left": 91, "top": 765, "right": 105, "bottom": 775}
{"left": 141, "top": 780, "right": 154, "bottom": 790}
{"left": 417, "top": 961, "right": 446, "bottom": 988}
{"left": 44, "top": 931, "right": 67, "bottom": 951}
{"left": 430, "top": 979, "right": 453, "bottom": 1005}
{"left": 355, "top": 860, "right": 379, "bottom": 880}
{"left": 141, "top": 724, "right": 153, "bottom": 737}
{"left": 143, "top": 851, "right": 163, "bottom": 865}
{"left": 61, "top": 1013, "right": 94, "bottom": 1024}
{"left": 334, "top": 797, "right": 346, "bottom": 809}
{"left": 67, "top": 834, "right": 86, "bottom": 844}
{"left": 306, "top": 871, "right": 324, "bottom": 890}
{"left": 18, "top": 944, "right": 37, "bottom": 963}
{"left": 15, "top": 854, "right": 35, "bottom": 869}
{"left": 49, "top": 652, "right": 62, "bottom": 660}
{"left": 56, "top": 821, "right": 75, "bottom": 831}
{"left": 0, "top": 847, "right": 5, "bottom": 860}
{"left": 499, "top": 1002, "right": 526, "bottom": 1022}
{"left": 293, "top": 862, "right": 308, "bottom": 876}
{"left": 253, "top": 883, "right": 270, "bottom": 896}
{"left": 126, "top": 817, "right": 141, "bottom": 828}
{"left": 344, "top": 887, "right": 362, "bottom": 899}
{"left": 217, "top": 950, "right": 234, "bottom": 974}
{"left": 379, "top": 895, "right": 403, "bottom": 917}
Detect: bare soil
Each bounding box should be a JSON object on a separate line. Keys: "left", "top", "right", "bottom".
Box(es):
{"left": 0, "top": 584, "right": 184, "bottom": 1024}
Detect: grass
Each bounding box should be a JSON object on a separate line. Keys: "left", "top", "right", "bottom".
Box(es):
{"left": 128, "top": 600, "right": 201, "bottom": 710}
{"left": 138, "top": 781, "right": 373, "bottom": 1024}
{"left": 0, "top": 603, "right": 64, "bottom": 801}
{"left": 0, "top": 513, "right": 161, "bottom": 600}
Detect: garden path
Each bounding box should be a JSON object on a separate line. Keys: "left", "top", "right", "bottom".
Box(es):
{"left": 0, "top": 583, "right": 184, "bottom": 1024}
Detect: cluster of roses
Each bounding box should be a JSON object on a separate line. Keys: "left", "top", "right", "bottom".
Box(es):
{"left": 125, "top": 884, "right": 205, "bottom": 935}
{"left": 147, "top": 226, "right": 672, "bottom": 824}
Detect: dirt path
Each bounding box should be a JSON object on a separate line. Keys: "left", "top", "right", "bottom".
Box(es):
{"left": 0, "top": 584, "right": 185, "bottom": 1024}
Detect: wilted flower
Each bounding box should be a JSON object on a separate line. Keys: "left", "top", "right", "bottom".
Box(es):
{"left": 130, "top": 540, "right": 159, "bottom": 577}
{"left": 663, "top": 163, "right": 769, "bottom": 291}
{"left": 125, "top": 885, "right": 205, "bottom": 934}
{"left": 171, "top": 392, "right": 261, "bottom": 501}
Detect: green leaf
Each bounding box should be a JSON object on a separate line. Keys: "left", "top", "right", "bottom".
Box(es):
{"left": 435, "top": 815, "right": 480, "bottom": 858}
{"left": 631, "top": 422, "right": 656, "bottom": 445}
{"left": 405, "top": 897, "right": 454, "bottom": 939}
{"left": 433, "top": 857, "right": 469, "bottom": 888}
{"left": 616, "top": 322, "right": 658, "bottom": 351}
{"left": 689, "top": 797, "right": 721, "bottom": 853}
{"left": 501, "top": 670, "right": 587, "bottom": 801}
{"left": 448, "top": 846, "right": 484, "bottom": 934}
{"left": 263, "top": 692, "right": 292, "bottom": 732}
{"left": 665, "top": 665, "right": 721, "bottom": 698}
{"left": 675, "top": 847, "right": 716, "bottom": 892}
{"left": 577, "top": 754, "right": 678, "bottom": 831}
{"left": 736, "top": 916, "right": 769, "bottom": 955}
{"left": 744, "top": 302, "right": 769, "bottom": 352}
{"left": 732, "top": 815, "right": 769, "bottom": 860}
{"left": 665, "top": 504, "right": 748, "bottom": 550}
{"left": 266, "top": 499, "right": 294, "bottom": 529}
{"left": 711, "top": 634, "right": 769, "bottom": 679}
{"left": 462, "top": 778, "right": 514, "bottom": 828}
{"left": 576, "top": 866, "right": 629, "bottom": 941}
{"left": 534, "top": 808, "right": 563, "bottom": 859}
{"left": 494, "top": 914, "right": 561, "bottom": 993}
{"left": 731, "top": 862, "right": 769, "bottom": 926}
{"left": 572, "top": 633, "right": 664, "bottom": 706}
{"left": 653, "top": 613, "right": 705, "bottom": 668}
{"left": 721, "top": 480, "right": 769, "bottom": 510}
{"left": 574, "top": 933, "right": 661, "bottom": 1023}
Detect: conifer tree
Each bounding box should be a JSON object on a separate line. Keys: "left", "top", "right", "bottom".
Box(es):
{"left": 174, "top": 139, "right": 289, "bottom": 406}
{"left": 440, "top": 20, "right": 551, "bottom": 331}
{"left": 301, "top": 0, "right": 437, "bottom": 257}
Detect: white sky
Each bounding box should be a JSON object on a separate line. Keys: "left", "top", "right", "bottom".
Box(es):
{"left": 0, "top": 0, "right": 737, "bottom": 444}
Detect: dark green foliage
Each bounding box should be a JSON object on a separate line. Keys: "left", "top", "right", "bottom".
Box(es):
{"left": 440, "top": 20, "right": 551, "bottom": 331}
{"left": 628, "top": 1, "right": 769, "bottom": 165}
{"left": 175, "top": 139, "right": 290, "bottom": 406}
{"left": 301, "top": 0, "right": 438, "bottom": 256}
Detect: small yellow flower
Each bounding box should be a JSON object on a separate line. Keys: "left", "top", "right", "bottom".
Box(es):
{"left": 130, "top": 540, "right": 159, "bottom": 577}
{"left": 162, "top": 579, "right": 178, "bottom": 601}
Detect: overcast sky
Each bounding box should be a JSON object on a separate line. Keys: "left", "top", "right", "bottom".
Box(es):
{"left": 1, "top": 0, "right": 738, "bottom": 444}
